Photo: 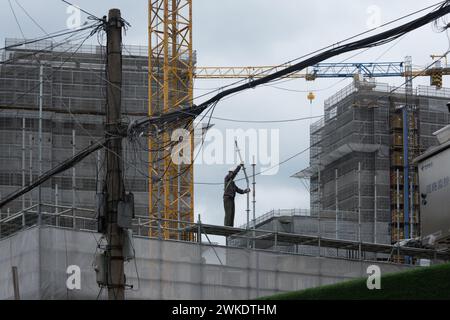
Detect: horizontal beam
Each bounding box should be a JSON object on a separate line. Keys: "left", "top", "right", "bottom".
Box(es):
{"left": 195, "top": 63, "right": 450, "bottom": 80}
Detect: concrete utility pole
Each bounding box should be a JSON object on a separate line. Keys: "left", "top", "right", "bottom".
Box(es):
{"left": 104, "top": 8, "right": 125, "bottom": 300}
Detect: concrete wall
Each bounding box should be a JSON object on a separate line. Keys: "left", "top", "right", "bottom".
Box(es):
{"left": 0, "top": 226, "right": 413, "bottom": 300}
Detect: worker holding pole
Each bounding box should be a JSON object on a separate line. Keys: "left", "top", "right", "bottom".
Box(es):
{"left": 223, "top": 164, "right": 250, "bottom": 227}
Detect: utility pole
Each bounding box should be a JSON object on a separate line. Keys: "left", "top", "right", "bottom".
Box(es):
{"left": 104, "top": 8, "right": 125, "bottom": 300}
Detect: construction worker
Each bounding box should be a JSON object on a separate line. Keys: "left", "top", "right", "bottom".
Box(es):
{"left": 223, "top": 163, "right": 250, "bottom": 227}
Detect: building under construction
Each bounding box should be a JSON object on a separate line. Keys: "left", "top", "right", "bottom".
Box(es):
{"left": 294, "top": 74, "right": 450, "bottom": 247}
{"left": 0, "top": 38, "right": 174, "bottom": 236}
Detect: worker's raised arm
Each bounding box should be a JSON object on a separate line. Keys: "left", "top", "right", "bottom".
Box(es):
{"left": 230, "top": 164, "right": 242, "bottom": 180}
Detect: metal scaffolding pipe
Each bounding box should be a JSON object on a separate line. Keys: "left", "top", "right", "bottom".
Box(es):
{"left": 358, "top": 162, "right": 362, "bottom": 260}
{"left": 396, "top": 169, "right": 400, "bottom": 242}
{"left": 374, "top": 174, "right": 377, "bottom": 244}
{"left": 72, "top": 129, "right": 76, "bottom": 228}
{"left": 335, "top": 168, "right": 338, "bottom": 239}
{"left": 29, "top": 134, "right": 33, "bottom": 208}
{"left": 55, "top": 184, "right": 59, "bottom": 227}
{"left": 410, "top": 178, "right": 414, "bottom": 239}
{"left": 38, "top": 64, "right": 43, "bottom": 225}
{"left": 252, "top": 157, "right": 256, "bottom": 249}
{"left": 21, "top": 118, "right": 26, "bottom": 227}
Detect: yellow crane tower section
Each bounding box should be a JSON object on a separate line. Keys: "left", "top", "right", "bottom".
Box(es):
{"left": 148, "top": 0, "right": 194, "bottom": 240}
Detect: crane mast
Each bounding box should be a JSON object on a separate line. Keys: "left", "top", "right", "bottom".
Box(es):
{"left": 148, "top": 0, "right": 194, "bottom": 240}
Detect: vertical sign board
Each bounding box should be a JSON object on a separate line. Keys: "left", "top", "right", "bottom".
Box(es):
{"left": 417, "top": 145, "right": 450, "bottom": 242}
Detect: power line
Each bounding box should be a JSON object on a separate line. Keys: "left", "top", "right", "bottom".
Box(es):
{"left": 8, "top": 0, "right": 26, "bottom": 39}
{"left": 133, "top": 1, "right": 450, "bottom": 134}
{"left": 0, "top": 137, "right": 109, "bottom": 209}
{"left": 260, "top": 45, "right": 377, "bottom": 93}
{"left": 204, "top": 115, "right": 324, "bottom": 124}
{"left": 0, "top": 30, "right": 99, "bottom": 116}
{"left": 14, "top": 0, "right": 49, "bottom": 35}
{"left": 120, "top": 2, "right": 450, "bottom": 189}
{"left": 0, "top": 31, "right": 88, "bottom": 66}
{"left": 195, "top": 146, "right": 312, "bottom": 186}
{"left": 60, "top": 0, "right": 103, "bottom": 21}
{"left": 0, "top": 22, "right": 101, "bottom": 51}
{"left": 194, "top": 2, "right": 450, "bottom": 111}
{"left": 194, "top": 49, "right": 450, "bottom": 187}
{"left": 126, "top": 0, "right": 447, "bottom": 127}
{"left": 193, "top": 0, "right": 449, "bottom": 101}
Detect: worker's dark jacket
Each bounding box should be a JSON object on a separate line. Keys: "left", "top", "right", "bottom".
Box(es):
{"left": 223, "top": 166, "right": 246, "bottom": 199}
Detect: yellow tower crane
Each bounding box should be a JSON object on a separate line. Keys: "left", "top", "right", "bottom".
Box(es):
{"left": 148, "top": 0, "right": 194, "bottom": 240}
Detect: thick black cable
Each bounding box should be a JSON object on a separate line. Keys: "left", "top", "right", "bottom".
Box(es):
{"left": 194, "top": 3, "right": 450, "bottom": 113}
{"left": 15, "top": 0, "right": 49, "bottom": 35}
{"left": 60, "top": 0, "right": 103, "bottom": 21}
{"left": 0, "top": 30, "right": 99, "bottom": 116}
{"left": 8, "top": 0, "right": 26, "bottom": 39}
{"left": 191, "top": 1, "right": 449, "bottom": 103}
{"left": 0, "top": 138, "right": 109, "bottom": 208}
{"left": 0, "top": 30, "right": 89, "bottom": 65}
{"left": 0, "top": 23, "right": 101, "bottom": 51}
{"left": 132, "top": 2, "right": 450, "bottom": 134}
{"left": 122, "top": 2, "right": 450, "bottom": 186}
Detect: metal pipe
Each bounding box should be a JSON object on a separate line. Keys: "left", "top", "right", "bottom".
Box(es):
{"left": 358, "top": 162, "right": 362, "bottom": 260}
{"left": 12, "top": 266, "right": 20, "bottom": 300}
{"left": 197, "top": 214, "right": 201, "bottom": 244}
{"left": 403, "top": 107, "right": 410, "bottom": 240}
{"left": 318, "top": 207, "right": 321, "bottom": 257}
{"left": 72, "top": 129, "right": 76, "bottom": 228}
{"left": 374, "top": 174, "right": 377, "bottom": 244}
{"left": 177, "top": 163, "right": 181, "bottom": 241}
{"left": 335, "top": 168, "right": 338, "bottom": 239}
{"left": 234, "top": 140, "right": 250, "bottom": 231}
{"left": 21, "top": 118, "right": 26, "bottom": 227}
{"left": 396, "top": 169, "right": 400, "bottom": 242}
{"left": 252, "top": 157, "right": 256, "bottom": 249}
{"left": 38, "top": 64, "right": 43, "bottom": 226}
{"left": 0, "top": 193, "right": 2, "bottom": 228}
{"left": 157, "top": 179, "right": 162, "bottom": 240}
{"left": 55, "top": 184, "right": 59, "bottom": 227}
{"left": 29, "top": 134, "right": 33, "bottom": 208}
{"left": 96, "top": 150, "right": 101, "bottom": 193}
{"left": 318, "top": 167, "right": 321, "bottom": 211}
{"left": 410, "top": 177, "right": 414, "bottom": 239}
{"left": 138, "top": 217, "right": 141, "bottom": 236}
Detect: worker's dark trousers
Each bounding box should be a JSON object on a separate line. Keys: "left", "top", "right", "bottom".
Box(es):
{"left": 224, "top": 197, "right": 235, "bottom": 227}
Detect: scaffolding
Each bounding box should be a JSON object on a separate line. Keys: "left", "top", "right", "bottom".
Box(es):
{"left": 298, "top": 76, "right": 450, "bottom": 250}
{"left": 0, "top": 39, "right": 151, "bottom": 224}
{"left": 236, "top": 208, "right": 391, "bottom": 260}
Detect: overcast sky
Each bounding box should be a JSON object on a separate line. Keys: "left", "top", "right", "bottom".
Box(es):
{"left": 1, "top": 0, "right": 449, "bottom": 230}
